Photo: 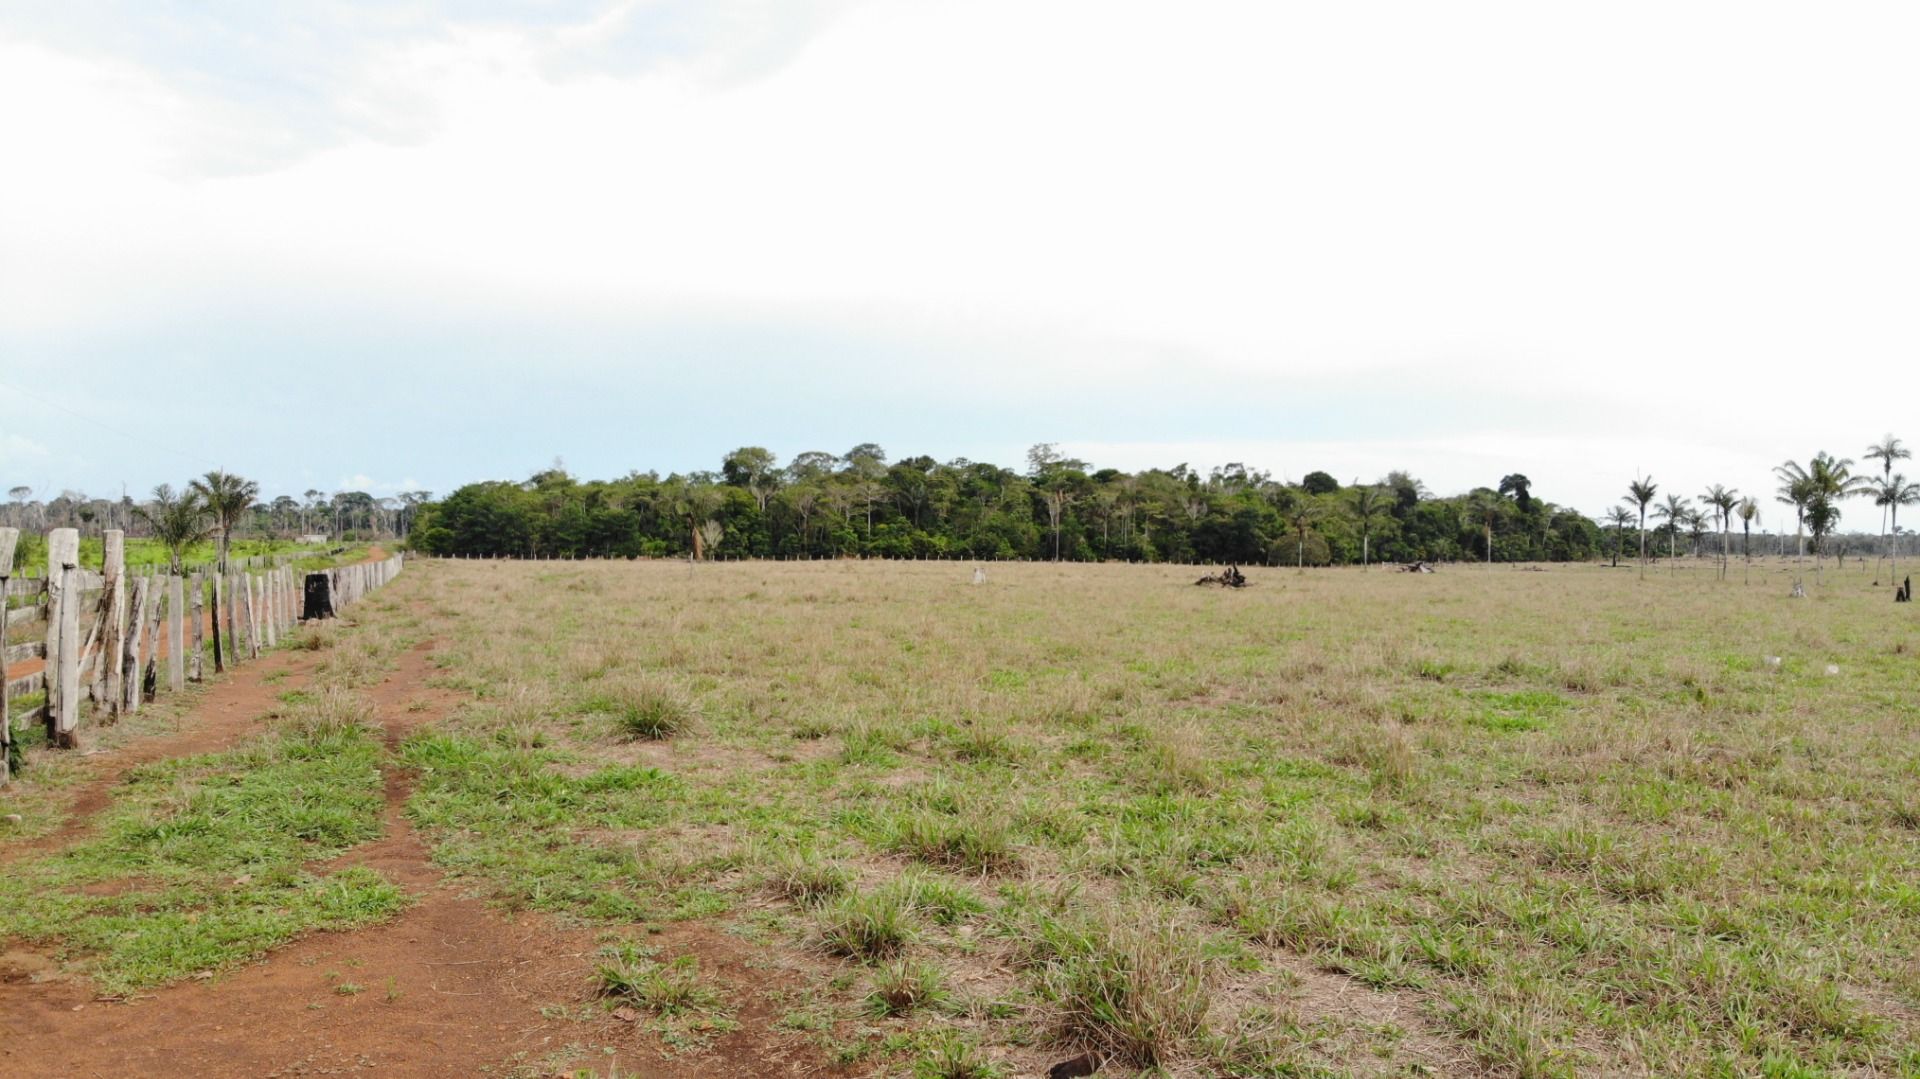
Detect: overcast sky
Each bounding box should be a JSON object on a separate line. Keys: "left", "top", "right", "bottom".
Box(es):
{"left": 3, "top": 1, "right": 1917, "bottom": 523}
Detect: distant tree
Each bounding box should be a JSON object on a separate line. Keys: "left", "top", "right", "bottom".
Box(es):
{"left": 1774, "top": 462, "right": 1812, "bottom": 563}
{"left": 1348, "top": 486, "right": 1391, "bottom": 570}
{"left": 133, "top": 485, "right": 210, "bottom": 574}
{"left": 1736, "top": 496, "right": 1759, "bottom": 562}
{"left": 1498, "top": 473, "right": 1533, "bottom": 513}
{"left": 1803, "top": 452, "right": 1867, "bottom": 572}
{"left": 1865, "top": 435, "right": 1909, "bottom": 578}
{"left": 1624, "top": 477, "right": 1657, "bottom": 575}
{"left": 1652, "top": 492, "right": 1688, "bottom": 574}
{"left": 1872, "top": 473, "right": 1919, "bottom": 584}
{"left": 1301, "top": 471, "right": 1340, "bottom": 496}
{"left": 1698, "top": 484, "right": 1738, "bottom": 579}
{"left": 723, "top": 447, "right": 782, "bottom": 513}
{"left": 1604, "top": 506, "right": 1635, "bottom": 567}
{"left": 1286, "top": 499, "right": 1326, "bottom": 572}
{"left": 1466, "top": 490, "right": 1504, "bottom": 565}
{"left": 190, "top": 470, "right": 260, "bottom": 573}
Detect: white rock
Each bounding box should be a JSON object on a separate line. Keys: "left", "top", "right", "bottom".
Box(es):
{"left": 1763, "top": 656, "right": 1782, "bottom": 668}
{"left": 1825, "top": 664, "right": 1840, "bottom": 676}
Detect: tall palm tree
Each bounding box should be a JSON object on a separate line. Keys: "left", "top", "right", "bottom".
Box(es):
{"left": 1652, "top": 492, "right": 1688, "bottom": 575}
{"left": 1286, "top": 499, "right": 1326, "bottom": 573}
{"left": 1803, "top": 452, "right": 1867, "bottom": 573}
{"left": 131, "top": 485, "right": 211, "bottom": 574}
{"left": 1348, "top": 485, "right": 1391, "bottom": 570}
{"left": 1698, "top": 484, "right": 1738, "bottom": 580}
{"left": 1773, "top": 461, "right": 1813, "bottom": 563}
{"left": 1872, "top": 474, "right": 1919, "bottom": 586}
{"left": 1624, "top": 477, "right": 1657, "bottom": 576}
{"left": 1603, "top": 506, "right": 1634, "bottom": 567}
{"left": 190, "top": 470, "right": 260, "bottom": 573}
{"left": 1866, "top": 435, "right": 1909, "bottom": 578}
{"left": 1467, "top": 490, "right": 1504, "bottom": 566}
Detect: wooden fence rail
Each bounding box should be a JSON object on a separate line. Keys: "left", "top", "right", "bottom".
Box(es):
{"left": 3, "top": 528, "right": 404, "bottom": 783}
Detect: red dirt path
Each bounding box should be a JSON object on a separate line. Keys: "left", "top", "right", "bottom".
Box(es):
{"left": 0, "top": 591, "right": 840, "bottom": 1078}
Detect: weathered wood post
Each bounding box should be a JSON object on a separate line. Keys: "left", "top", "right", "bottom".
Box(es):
{"left": 100, "top": 530, "right": 126, "bottom": 719}
{"left": 224, "top": 572, "right": 241, "bottom": 666}
{"left": 262, "top": 571, "right": 276, "bottom": 650}
{"left": 189, "top": 572, "right": 205, "bottom": 681}
{"left": 140, "top": 577, "right": 164, "bottom": 702}
{"left": 245, "top": 572, "right": 261, "bottom": 657}
{"left": 0, "top": 527, "right": 16, "bottom": 784}
{"left": 168, "top": 574, "right": 185, "bottom": 692}
{"left": 208, "top": 571, "right": 224, "bottom": 675}
{"left": 47, "top": 528, "right": 80, "bottom": 748}
{"left": 124, "top": 575, "right": 151, "bottom": 714}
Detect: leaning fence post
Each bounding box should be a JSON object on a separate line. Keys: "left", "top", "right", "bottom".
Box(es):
{"left": 47, "top": 528, "right": 80, "bottom": 748}
{"left": 0, "top": 527, "right": 16, "bottom": 784}
{"left": 168, "top": 574, "right": 185, "bottom": 692}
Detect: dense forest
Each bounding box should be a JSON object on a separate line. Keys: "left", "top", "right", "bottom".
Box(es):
{"left": 409, "top": 445, "right": 1608, "bottom": 565}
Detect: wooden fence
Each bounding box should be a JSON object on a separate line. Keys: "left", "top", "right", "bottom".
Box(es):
{"left": 2, "top": 527, "right": 404, "bottom": 785}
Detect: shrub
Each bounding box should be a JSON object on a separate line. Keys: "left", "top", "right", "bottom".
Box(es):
{"left": 587, "top": 681, "right": 696, "bottom": 741}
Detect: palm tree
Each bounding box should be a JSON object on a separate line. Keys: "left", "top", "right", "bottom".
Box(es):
{"left": 1803, "top": 452, "right": 1867, "bottom": 573}
{"left": 1467, "top": 490, "right": 1504, "bottom": 566}
{"left": 1866, "top": 435, "right": 1909, "bottom": 578}
{"left": 1872, "top": 474, "right": 1919, "bottom": 586}
{"left": 1698, "top": 484, "right": 1738, "bottom": 580}
{"left": 1286, "top": 499, "right": 1325, "bottom": 573}
{"left": 1736, "top": 496, "right": 1760, "bottom": 584}
{"left": 1348, "top": 485, "right": 1391, "bottom": 570}
{"left": 1773, "top": 461, "right": 1813, "bottom": 563}
{"left": 190, "top": 470, "right": 260, "bottom": 573}
{"left": 1652, "top": 493, "right": 1688, "bottom": 574}
{"left": 1603, "top": 506, "right": 1634, "bottom": 567}
{"left": 1624, "top": 477, "right": 1657, "bottom": 576}
{"left": 132, "top": 485, "right": 211, "bottom": 574}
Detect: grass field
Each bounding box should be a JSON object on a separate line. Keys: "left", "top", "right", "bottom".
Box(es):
{"left": 6, "top": 555, "right": 1918, "bottom": 1077}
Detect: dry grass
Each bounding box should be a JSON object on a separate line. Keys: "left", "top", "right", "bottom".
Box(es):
{"left": 383, "top": 555, "right": 1920, "bottom": 1076}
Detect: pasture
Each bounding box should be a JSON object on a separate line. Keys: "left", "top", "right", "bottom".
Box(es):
{"left": 4, "top": 555, "right": 1917, "bottom": 1077}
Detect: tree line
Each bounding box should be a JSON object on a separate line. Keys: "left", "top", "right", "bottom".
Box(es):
{"left": 407, "top": 445, "right": 1610, "bottom": 565}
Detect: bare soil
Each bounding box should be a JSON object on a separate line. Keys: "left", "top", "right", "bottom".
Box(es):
{"left": 0, "top": 615, "right": 843, "bottom": 1077}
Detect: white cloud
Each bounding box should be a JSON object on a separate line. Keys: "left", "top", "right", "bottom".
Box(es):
{"left": 2, "top": 1, "right": 1917, "bottom": 510}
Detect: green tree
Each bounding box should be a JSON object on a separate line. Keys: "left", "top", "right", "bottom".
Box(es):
{"left": 1651, "top": 492, "right": 1688, "bottom": 574}
{"left": 132, "top": 485, "right": 210, "bottom": 574}
{"left": 1624, "top": 477, "right": 1657, "bottom": 576}
{"left": 1698, "top": 484, "right": 1738, "bottom": 580}
{"left": 1604, "top": 505, "right": 1634, "bottom": 567}
{"left": 1466, "top": 489, "right": 1504, "bottom": 566}
{"left": 1865, "top": 435, "right": 1908, "bottom": 578}
{"left": 1285, "top": 498, "right": 1326, "bottom": 572}
{"left": 1872, "top": 474, "right": 1919, "bottom": 585}
{"left": 190, "top": 470, "right": 260, "bottom": 573}
{"left": 1348, "top": 485, "right": 1391, "bottom": 570}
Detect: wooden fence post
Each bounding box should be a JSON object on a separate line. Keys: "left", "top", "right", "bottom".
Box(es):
{"left": 124, "top": 576, "right": 151, "bottom": 714}
{"left": 168, "top": 574, "right": 185, "bottom": 692}
{"left": 246, "top": 573, "right": 262, "bottom": 657}
{"left": 225, "top": 573, "right": 241, "bottom": 666}
{"left": 0, "top": 527, "right": 15, "bottom": 784}
{"left": 47, "top": 528, "right": 80, "bottom": 748}
{"left": 208, "top": 572, "right": 224, "bottom": 675}
{"left": 100, "top": 530, "right": 126, "bottom": 719}
{"left": 140, "top": 578, "right": 164, "bottom": 702}
{"left": 189, "top": 572, "right": 205, "bottom": 681}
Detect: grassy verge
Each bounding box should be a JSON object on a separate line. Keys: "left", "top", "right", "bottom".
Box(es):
{"left": 0, "top": 672, "right": 407, "bottom": 995}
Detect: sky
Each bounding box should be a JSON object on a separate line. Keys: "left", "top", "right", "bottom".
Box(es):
{"left": 2, "top": 1, "right": 1918, "bottom": 523}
